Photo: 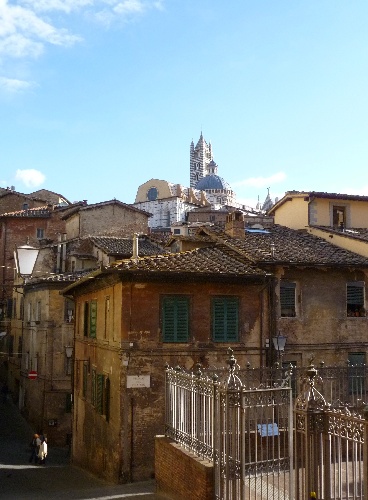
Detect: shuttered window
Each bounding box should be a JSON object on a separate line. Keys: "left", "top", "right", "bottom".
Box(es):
{"left": 96, "top": 374, "right": 104, "bottom": 415}
{"left": 82, "top": 362, "right": 88, "bottom": 398}
{"left": 90, "top": 300, "right": 97, "bottom": 338}
{"left": 280, "top": 281, "right": 296, "bottom": 317}
{"left": 347, "top": 282, "right": 365, "bottom": 316}
{"left": 92, "top": 369, "right": 96, "bottom": 406}
{"left": 212, "top": 297, "right": 239, "bottom": 342}
{"left": 162, "top": 296, "right": 189, "bottom": 342}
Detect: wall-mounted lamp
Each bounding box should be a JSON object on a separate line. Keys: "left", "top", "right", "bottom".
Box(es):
{"left": 272, "top": 332, "right": 287, "bottom": 362}
{"left": 14, "top": 242, "right": 40, "bottom": 280}
{"left": 65, "top": 346, "right": 74, "bottom": 359}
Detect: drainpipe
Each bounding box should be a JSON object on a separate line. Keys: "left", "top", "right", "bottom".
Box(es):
{"left": 56, "top": 234, "right": 61, "bottom": 273}
{"left": 132, "top": 234, "right": 139, "bottom": 261}
{"left": 61, "top": 233, "right": 67, "bottom": 273}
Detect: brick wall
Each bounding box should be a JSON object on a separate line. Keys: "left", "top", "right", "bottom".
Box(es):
{"left": 155, "top": 436, "right": 214, "bottom": 500}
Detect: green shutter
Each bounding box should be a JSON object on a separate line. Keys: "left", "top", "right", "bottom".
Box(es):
{"left": 162, "top": 296, "right": 189, "bottom": 342}
{"left": 82, "top": 363, "right": 88, "bottom": 398}
{"left": 212, "top": 297, "right": 239, "bottom": 342}
{"left": 280, "top": 282, "right": 296, "bottom": 317}
{"left": 97, "top": 374, "right": 104, "bottom": 414}
{"left": 90, "top": 300, "right": 97, "bottom": 338}
{"left": 92, "top": 369, "right": 96, "bottom": 406}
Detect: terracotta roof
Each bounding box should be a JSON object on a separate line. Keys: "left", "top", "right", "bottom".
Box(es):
{"left": 27, "top": 269, "right": 95, "bottom": 285}
{"left": 110, "top": 245, "right": 265, "bottom": 276}
{"left": 90, "top": 236, "right": 168, "bottom": 257}
{"left": 203, "top": 225, "right": 368, "bottom": 267}
{"left": 1, "top": 206, "right": 51, "bottom": 218}
{"left": 61, "top": 199, "right": 151, "bottom": 220}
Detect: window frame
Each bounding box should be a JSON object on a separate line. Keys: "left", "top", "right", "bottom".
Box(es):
{"left": 280, "top": 281, "right": 297, "bottom": 318}
{"left": 161, "top": 295, "right": 190, "bottom": 343}
{"left": 211, "top": 296, "right": 239, "bottom": 342}
{"left": 346, "top": 281, "right": 365, "bottom": 317}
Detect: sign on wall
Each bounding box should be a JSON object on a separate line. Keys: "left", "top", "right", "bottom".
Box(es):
{"left": 126, "top": 375, "right": 150, "bottom": 388}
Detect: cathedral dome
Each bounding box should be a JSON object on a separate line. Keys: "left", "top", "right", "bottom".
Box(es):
{"left": 195, "top": 174, "right": 232, "bottom": 191}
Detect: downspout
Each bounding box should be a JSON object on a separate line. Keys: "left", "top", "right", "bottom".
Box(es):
{"left": 261, "top": 274, "right": 278, "bottom": 367}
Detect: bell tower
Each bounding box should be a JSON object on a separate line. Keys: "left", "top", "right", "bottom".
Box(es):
{"left": 190, "top": 133, "right": 213, "bottom": 188}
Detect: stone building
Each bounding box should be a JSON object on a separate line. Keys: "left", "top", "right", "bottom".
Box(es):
{"left": 62, "top": 236, "right": 272, "bottom": 482}
{"left": 60, "top": 207, "right": 368, "bottom": 483}
{"left": 6, "top": 200, "right": 156, "bottom": 446}
{"left": 268, "top": 190, "right": 368, "bottom": 258}
{"left": 0, "top": 202, "right": 78, "bottom": 329}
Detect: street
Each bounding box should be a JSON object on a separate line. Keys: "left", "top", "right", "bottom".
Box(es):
{"left": 0, "top": 396, "right": 160, "bottom": 499}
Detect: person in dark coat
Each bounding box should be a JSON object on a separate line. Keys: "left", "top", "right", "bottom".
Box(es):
{"left": 29, "top": 434, "right": 41, "bottom": 464}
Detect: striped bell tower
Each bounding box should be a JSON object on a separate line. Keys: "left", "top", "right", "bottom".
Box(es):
{"left": 190, "top": 133, "right": 213, "bottom": 188}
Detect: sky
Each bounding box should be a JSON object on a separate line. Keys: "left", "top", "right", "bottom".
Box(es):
{"left": 1, "top": 1, "right": 368, "bottom": 208}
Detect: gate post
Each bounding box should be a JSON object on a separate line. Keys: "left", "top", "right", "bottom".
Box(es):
{"left": 364, "top": 405, "right": 368, "bottom": 500}
{"left": 294, "top": 360, "right": 329, "bottom": 499}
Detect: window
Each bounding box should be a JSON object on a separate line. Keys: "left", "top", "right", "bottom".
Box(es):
{"left": 96, "top": 374, "right": 104, "bottom": 414}
{"left": 90, "top": 300, "right": 97, "bottom": 338}
{"left": 333, "top": 205, "right": 346, "bottom": 229}
{"left": 65, "top": 299, "right": 74, "bottom": 323}
{"left": 82, "top": 362, "right": 88, "bottom": 398}
{"left": 348, "top": 352, "right": 365, "bottom": 394}
{"left": 91, "top": 372, "right": 110, "bottom": 419}
{"left": 347, "top": 281, "right": 365, "bottom": 316}
{"left": 173, "top": 228, "right": 180, "bottom": 235}
{"left": 83, "top": 300, "right": 97, "bottom": 337}
{"left": 65, "top": 393, "right": 72, "bottom": 413}
{"left": 280, "top": 281, "right": 296, "bottom": 317}
{"left": 36, "top": 300, "right": 41, "bottom": 322}
{"left": 66, "top": 355, "right": 72, "bottom": 376}
{"left": 104, "top": 297, "right": 110, "bottom": 339}
{"left": 22, "top": 203, "right": 29, "bottom": 210}
{"left": 91, "top": 369, "right": 97, "bottom": 406}
{"left": 212, "top": 296, "right": 239, "bottom": 342}
{"left": 162, "top": 296, "right": 189, "bottom": 342}
{"left": 83, "top": 302, "right": 89, "bottom": 337}
{"left": 36, "top": 228, "right": 44, "bottom": 239}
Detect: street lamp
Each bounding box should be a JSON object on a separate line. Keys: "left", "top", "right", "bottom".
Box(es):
{"left": 273, "top": 333, "right": 287, "bottom": 364}
{"left": 14, "top": 243, "right": 39, "bottom": 281}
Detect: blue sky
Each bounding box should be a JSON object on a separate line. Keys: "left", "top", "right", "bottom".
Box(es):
{"left": 1, "top": 1, "right": 368, "bottom": 208}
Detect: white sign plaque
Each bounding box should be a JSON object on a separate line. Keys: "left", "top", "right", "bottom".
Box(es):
{"left": 126, "top": 375, "right": 150, "bottom": 388}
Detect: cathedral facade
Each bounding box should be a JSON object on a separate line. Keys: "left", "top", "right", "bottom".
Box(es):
{"left": 133, "top": 133, "right": 249, "bottom": 230}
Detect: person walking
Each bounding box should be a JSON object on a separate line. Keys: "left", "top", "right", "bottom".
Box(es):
{"left": 29, "top": 434, "right": 41, "bottom": 464}
{"left": 38, "top": 435, "right": 47, "bottom": 465}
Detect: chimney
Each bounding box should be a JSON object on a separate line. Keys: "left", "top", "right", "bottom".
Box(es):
{"left": 225, "top": 211, "right": 245, "bottom": 239}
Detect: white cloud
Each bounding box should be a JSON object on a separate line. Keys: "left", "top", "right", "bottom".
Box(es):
{"left": 232, "top": 172, "right": 287, "bottom": 189}
{"left": 113, "top": 0, "right": 145, "bottom": 15}
{"left": 0, "top": 76, "right": 35, "bottom": 91}
{"left": 0, "top": 0, "right": 164, "bottom": 87}
{"left": 15, "top": 169, "right": 45, "bottom": 187}
{"left": 0, "top": 1, "right": 82, "bottom": 61}
{"left": 20, "top": 0, "right": 94, "bottom": 14}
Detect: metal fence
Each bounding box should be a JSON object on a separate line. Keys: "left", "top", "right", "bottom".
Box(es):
{"left": 164, "top": 351, "right": 368, "bottom": 500}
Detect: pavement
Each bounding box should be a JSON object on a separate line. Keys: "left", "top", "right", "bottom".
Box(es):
{"left": 0, "top": 395, "right": 163, "bottom": 500}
